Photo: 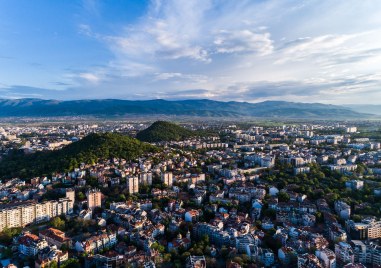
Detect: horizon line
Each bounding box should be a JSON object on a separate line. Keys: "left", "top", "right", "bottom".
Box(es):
{"left": 0, "top": 97, "right": 375, "bottom": 106}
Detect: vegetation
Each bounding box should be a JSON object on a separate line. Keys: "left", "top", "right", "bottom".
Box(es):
{"left": 136, "top": 121, "right": 196, "bottom": 142}
{"left": 61, "top": 258, "right": 81, "bottom": 268}
{"left": 264, "top": 162, "right": 381, "bottom": 218}
{"left": 50, "top": 216, "right": 66, "bottom": 231}
{"left": 0, "top": 227, "right": 22, "bottom": 245}
{"left": 0, "top": 132, "right": 157, "bottom": 178}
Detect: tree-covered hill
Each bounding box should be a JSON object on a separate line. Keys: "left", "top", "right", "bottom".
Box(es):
{"left": 136, "top": 121, "right": 196, "bottom": 142}
{"left": 0, "top": 133, "right": 157, "bottom": 179}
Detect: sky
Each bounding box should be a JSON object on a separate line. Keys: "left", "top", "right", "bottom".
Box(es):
{"left": 1, "top": 0, "right": 381, "bottom": 104}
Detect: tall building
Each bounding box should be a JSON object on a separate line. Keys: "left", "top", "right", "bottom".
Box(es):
{"left": 127, "top": 176, "right": 139, "bottom": 194}
{"left": 65, "top": 188, "right": 75, "bottom": 203}
{"left": 87, "top": 189, "right": 102, "bottom": 210}
{"left": 161, "top": 172, "right": 173, "bottom": 187}
{"left": 139, "top": 172, "right": 152, "bottom": 185}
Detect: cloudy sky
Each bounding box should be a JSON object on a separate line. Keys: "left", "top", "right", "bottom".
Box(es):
{"left": 1, "top": 0, "right": 381, "bottom": 104}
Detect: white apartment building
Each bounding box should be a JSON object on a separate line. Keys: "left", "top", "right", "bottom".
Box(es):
{"left": 87, "top": 189, "right": 102, "bottom": 209}
{"left": 0, "top": 198, "right": 73, "bottom": 232}
{"left": 161, "top": 172, "right": 173, "bottom": 187}
{"left": 127, "top": 176, "right": 139, "bottom": 194}
{"left": 139, "top": 172, "right": 152, "bottom": 185}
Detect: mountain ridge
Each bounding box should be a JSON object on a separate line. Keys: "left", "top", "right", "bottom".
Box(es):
{"left": 0, "top": 98, "right": 374, "bottom": 119}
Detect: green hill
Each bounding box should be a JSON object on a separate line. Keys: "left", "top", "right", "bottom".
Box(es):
{"left": 136, "top": 121, "right": 196, "bottom": 142}
{"left": 0, "top": 133, "right": 157, "bottom": 179}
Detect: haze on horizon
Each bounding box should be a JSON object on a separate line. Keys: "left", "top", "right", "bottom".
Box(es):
{"left": 1, "top": 0, "right": 381, "bottom": 105}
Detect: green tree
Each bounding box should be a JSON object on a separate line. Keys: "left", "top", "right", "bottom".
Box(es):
{"left": 61, "top": 258, "right": 81, "bottom": 268}
{"left": 0, "top": 227, "right": 22, "bottom": 244}
{"left": 50, "top": 216, "right": 66, "bottom": 230}
{"left": 49, "top": 261, "right": 58, "bottom": 268}
{"left": 277, "top": 191, "right": 290, "bottom": 202}
{"left": 77, "top": 192, "right": 86, "bottom": 201}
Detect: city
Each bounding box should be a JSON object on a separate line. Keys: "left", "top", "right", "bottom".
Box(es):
{"left": 0, "top": 120, "right": 381, "bottom": 267}
{"left": 1, "top": 0, "right": 381, "bottom": 267}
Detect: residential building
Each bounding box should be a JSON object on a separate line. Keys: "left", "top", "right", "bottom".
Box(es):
{"left": 316, "top": 248, "right": 336, "bottom": 268}
{"left": 186, "top": 255, "right": 206, "bottom": 268}
{"left": 278, "top": 246, "right": 297, "bottom": 266}
{"left": 87, "top": 189, "right": 102, "bottom": 210}
{"left": 298, "top": 253, "right": 323, "bottom": 268}
{"left": 335, "top": 201, "right": 351, "bottom": 220}
{"left": 335, "top": 242, "right": 354, "bottom": 267}
{"left": 75, "top": 232, "right": 117, "bottom": 253}
{"left": 18, "top": 233, "right": 48, "bottom": 256}
{"left": 139, "top": 172, "right": 152, "bottom": 185}
{"left": 0, "top": 198, "right": 73, "bottom": 231}
{"left": 39, "top": 228, "right": 71, "bottom": 248}
{"left": 127, "top": 176, "right": 139, "bottom": 194}
{"left": 161, "top": 172, "right": 173, "bottom": 187}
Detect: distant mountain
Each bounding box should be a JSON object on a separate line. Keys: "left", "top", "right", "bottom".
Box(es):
{"left": 0, "top": 98, "right": 373, "bottom": 119}
{"left": 136, "top": 121, "right": 195, "bottom": 142}
{"left": 0, "top": 132, "right": 157, "bottom": 178}
{"left": 345, "top": 105, "right": 381, "bottom": 116}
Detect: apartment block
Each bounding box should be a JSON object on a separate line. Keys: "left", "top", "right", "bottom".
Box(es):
{"left": 87, "top": 189, "right": 102, "bottom": 210}
{"left": 0, "top": 198, "right": 73, "bottom": 232}
{"left": 161, "top": 172, "right": 173, "bottom": 187}
{"left": 127, "top": 176, "right": 139, "bottom": 194}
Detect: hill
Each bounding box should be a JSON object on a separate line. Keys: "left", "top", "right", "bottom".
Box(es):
{"left": 345, "top": 104, "right": 381, "bottom": 116}
{"left": 0, "top": 98, "right": 373, "bottom": 119}
{"left": 136, "top": 121, "right": 195, "bottom": 142}
{"left": 0, "top": 133, "right": 157, "bottom": 179}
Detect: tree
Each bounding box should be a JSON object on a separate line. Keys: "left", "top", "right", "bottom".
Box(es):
{"left": 0, "top": 227, "right": 22, "bottom": 244}
{"left": 118, "top": 194, "right": 126, "bottom": 201}
{"left": 61, "top": 244, "right": 69, "bottom": 252}
{"left": 357, "top": 164, "right": 366, "bottom": 175}
{"left": 61, "top": 258, "right": 81, "bottom": 268}
{"left": 163, "top": 253, "right": 172, "bottom": 262}
{"left": 232, "top": 257, "right": 243, "bottom": 265}
{"left": 49, "top": 261, "right": 58, "bottom": 268}
{"left": 51, "top": 216, "right": 66, "bottom": 230}
{"left": 77, "top": 192, "right": 86, "bottom": 201}
{"left": 277, "top": 191, "right": 290, "bottom": 202}
{"left": 151, "top": 242, "right": 165, "bottom": 253}
{"left": 181, "top": 252, "right": 191, "bottom": 262}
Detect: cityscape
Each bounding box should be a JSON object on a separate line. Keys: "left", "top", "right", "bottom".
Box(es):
{"left": 0, "top": 120, "right": 381, "bottom": 267}
{"left": 1, "top": 1, "right": 381, "bottom": 268}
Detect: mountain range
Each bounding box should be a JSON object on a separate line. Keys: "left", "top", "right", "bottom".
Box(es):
{"left": 0, "top": 98, "right": 376, "bottom": 119}
{"left": 344, "top": 105, "right": 381, "bottom": 116}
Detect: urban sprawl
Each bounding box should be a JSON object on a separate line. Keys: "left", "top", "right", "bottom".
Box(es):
{"left": 1, "top": 121, "right": 381, "bottom": 268}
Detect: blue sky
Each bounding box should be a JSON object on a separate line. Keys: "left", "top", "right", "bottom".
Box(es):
{"left": 1, "top": 0, "right": 381, "bottom": 104}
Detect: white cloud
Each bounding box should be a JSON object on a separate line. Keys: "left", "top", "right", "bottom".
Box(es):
{"left": 214, "top": 30, "right": 273, "bottom": 55}
{"left": 66, "top": 0, "right": 381, "bottom": 104}
{"left": 78, "top": 73, "right": 101, "bottom": 83}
